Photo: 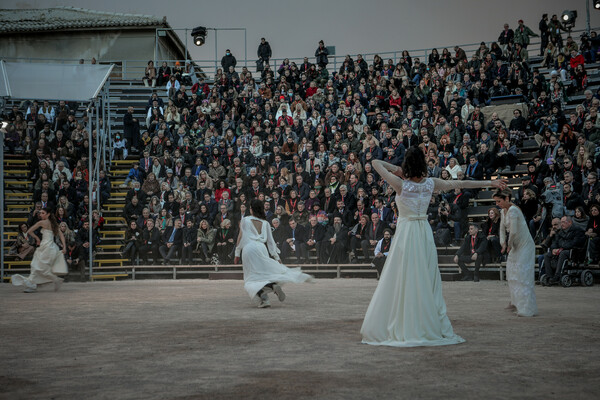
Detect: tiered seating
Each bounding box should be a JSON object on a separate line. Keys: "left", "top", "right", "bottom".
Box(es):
{"left": 3, "top": 45, "right": 588, "bottom": 282}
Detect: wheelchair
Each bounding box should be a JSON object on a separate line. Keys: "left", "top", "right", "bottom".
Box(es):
{"left": 540, "top": 244, "right": 595, "bottom": 288}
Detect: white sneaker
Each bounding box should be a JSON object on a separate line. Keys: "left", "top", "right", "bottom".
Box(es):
{"left": 23, "top": 288, "right": 37, "bottom": 293}
{"left": 258, "top": 293, "right": 271, "bottom": 308}
{"left": 272, "top": 284, "right": 286, "bottom": 302}
{"left": 54, "top": 277, "right": 64, "bottom": 292}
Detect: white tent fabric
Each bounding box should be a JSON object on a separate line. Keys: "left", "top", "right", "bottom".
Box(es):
{"left": 0, "top": 61, "right": 113, "bottom": 101}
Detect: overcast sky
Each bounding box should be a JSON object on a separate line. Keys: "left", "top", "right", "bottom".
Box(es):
{"left": 8, "top": 0, "right": 598, "bottom": 63}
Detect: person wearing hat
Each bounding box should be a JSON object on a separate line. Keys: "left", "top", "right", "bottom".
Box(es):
{"left": 221, "top": 49, "right": 237, "bottom": 72}
{"left": 515, "top": 175, "right": 539, "bottom": 205}
{"left": 514, "top": 19, "right": 538, "bottom": 48}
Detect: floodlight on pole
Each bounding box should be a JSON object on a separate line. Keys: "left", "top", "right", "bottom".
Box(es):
{"left": 191, "top": 26, "right": 207, "bottom": 46}
{"left": 561, "top": 10, "right": 577, "bottom": 30}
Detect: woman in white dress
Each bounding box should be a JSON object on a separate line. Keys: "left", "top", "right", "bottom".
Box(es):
{"left": 11, "top": 208, "right": 68, "bottom": 293}
{"left": 361, "top": 148, "right": 507, "bottom": 347}
{"left": 493, "top": 189, "right": 538, "bottom": 317}
{"left": 235, "top": 200, "right": 314, "bottom": 308}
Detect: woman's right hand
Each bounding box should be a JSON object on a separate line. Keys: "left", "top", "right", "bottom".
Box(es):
{"left": 501, "top": 244, "right": 506, "bottom": 254}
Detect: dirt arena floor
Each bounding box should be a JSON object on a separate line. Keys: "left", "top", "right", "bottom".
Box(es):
{"left": 1, "top": 279, "right": 599, "bottom": 400}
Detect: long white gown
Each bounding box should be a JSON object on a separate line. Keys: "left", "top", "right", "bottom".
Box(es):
{"left": 11, "top": 228, "right": 68, "bottom": 290}
{"left": 499, "top": 205, "right": 538, "bottom": 317}
{"left": 361, "top": 177, "right": 489, "bottom": 347}
{"left": 235, "top": 216, "right": 313, "bottom": 299}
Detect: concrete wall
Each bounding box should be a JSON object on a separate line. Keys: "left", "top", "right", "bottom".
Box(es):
{"left": 0, "top": 28, "right": 185, "bottom": 80}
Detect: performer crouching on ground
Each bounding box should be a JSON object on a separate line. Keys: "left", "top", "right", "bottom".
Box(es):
{"left": 235, "top": 199, "right": 314, "bottom": 308}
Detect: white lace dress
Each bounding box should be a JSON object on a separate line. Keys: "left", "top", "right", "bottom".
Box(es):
{"left": 11, "top": 228, "right": 68, "bottom": 290}
{"left": 361, "top": 174, "right": 493, "bottom": 347}
{"left": 235, "top": 216, "right": 313, "bottom": 299}
{"left": 500, "top": 206, "right": 538, "bottom": 317}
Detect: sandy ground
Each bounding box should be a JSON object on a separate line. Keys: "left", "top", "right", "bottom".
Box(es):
{"left": 0, "top": 279, "right": 599, "bottom": 400}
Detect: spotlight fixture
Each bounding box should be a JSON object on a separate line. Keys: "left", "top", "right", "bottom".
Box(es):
{"left": 595, "top": 0, "right": 600, "bottom": 10}
{"left": 191, "top": 26, "right": 207, "bottom": 46}
{"left": 561, "top": 10, "right": 577, "bottom": 29}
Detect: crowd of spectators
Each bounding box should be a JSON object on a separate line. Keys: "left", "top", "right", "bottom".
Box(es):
{"left": 3, "top": 15, "right": 600, "bottom": 273}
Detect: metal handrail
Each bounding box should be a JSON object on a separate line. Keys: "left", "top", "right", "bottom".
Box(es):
{"left": 1, "top": 25, "right": 595, "bottom": 80}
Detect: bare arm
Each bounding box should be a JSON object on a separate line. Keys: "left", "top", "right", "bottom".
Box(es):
{"left": 432, "top": 178, "right": 507, "bottom": 192}
{"left": 234, "top": 219, "right": 244, "bottom": 258}
{"left": 371, "top": 160, "right": 403, "bottom": 193}
{"left": 26, "top": 220, "right": 44, "bottom": 244}
{"left": 58, "top": 229, "right": 66, "bottom": 253}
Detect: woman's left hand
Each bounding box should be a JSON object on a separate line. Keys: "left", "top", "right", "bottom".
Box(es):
{"left": 491, "top": 179, "right": 508, "bottom": 190}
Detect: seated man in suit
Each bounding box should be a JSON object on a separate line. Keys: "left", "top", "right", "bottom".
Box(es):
{"left": 280, "top": 218, "right": 308, "bottom": 264}
{"left": 305, "top": 216, "right": 326, "bottom": 263}
{"left": 159, "top": 218, "right": 183, "bottom": 265}
{"left": 453, "top": 223, "right": 488, "bottom": 282}
{"left": 371, "top": 198, "right": 394, "bottom": 225}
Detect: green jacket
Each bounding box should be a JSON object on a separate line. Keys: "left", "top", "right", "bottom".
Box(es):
{"left": 514, "top": 25, "right": 538, "bottom": 45}
{"left": 196, "top": 227, "right": 216, "bottom": 252}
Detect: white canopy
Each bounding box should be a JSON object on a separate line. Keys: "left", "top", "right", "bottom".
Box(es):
{"left": 0, "top": 61, "right": 113, "bottom": 101}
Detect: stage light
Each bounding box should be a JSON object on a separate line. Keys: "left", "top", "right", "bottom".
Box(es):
{"left": 595, "top": 1, "right": 600, "bottom": 10}
{"left": 191, "top": 26, "right": 207, "bottom": 47}
{"left": 561, "top": 10, "right": 577, "bottom": 29}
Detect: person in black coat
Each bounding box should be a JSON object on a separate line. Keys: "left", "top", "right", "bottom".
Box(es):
{"left": 305, "top": 216, "right": 326, "bottom": 263}
{"left": 123, "top": 106, "right": 140, "bottom": 151}
{"left": 322, "top": 216, "right": 349, "bottom": 264}
{"left": 481, "top": 208, "right": 502, "bottom": 261}
{"left": 159, "top": 219, "right": 183, "bottom": 265}
{"left": 449, "top": 188, "right": 472, "bottom": 245}
{"left": 543, "top": 216, "right": 586, "bottom": 284}
{"left": 464, "top": 155, "right": 484, "bottom": 181}
{"left": 281, "top": 218, "right": 308, "bottom": 263}
{"left": 139, "top": 219, "right": 161, "bottom": 265}
{"left": 360, "top": 213, "right": 388, "bottom": 263}
{"left": 476, "top": 143, "right": 496, "bottom": 180}
{"left": 321, "top": 189, "right": 337, "bottom": 216}
{"left": 257, "top": 38, "right": 272, "bottom": 67}
{"left": 123, "top": 196, "right": 144, "bottom": 224}
{"left": 65, "top": 240, "right": 85, "bottom": 281}
{"left": 214, "top": 218, "right": 236, "bottom": 263}
{"left": 122, "top": 220, "right": 141, "bottom": 266}
{"left": 76, "top": 219, "right": 98, "bottom": 269}
{"left": 181, "top": 219, "right": 198, "bottom": 265}
{"left": 221, "top": 49, "right": 237, "bottom": 71}
{"left": 454, "top": 223, "right": 488, "bottom": 282}
{"left": 315, "top": 40, "right": 329, "bottom": 67}
{"left": 333, "top": 200, "right": 355, "bottom": 228}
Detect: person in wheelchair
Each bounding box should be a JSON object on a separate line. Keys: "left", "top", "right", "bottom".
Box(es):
{"left": 543, "top": 216, "right": 586, "bottom": 285}
{"left": 585, "top": 203, "right": 600, "bottom": 264}
{"left": 538, "top": 217, "right": 561, "bottom": 278}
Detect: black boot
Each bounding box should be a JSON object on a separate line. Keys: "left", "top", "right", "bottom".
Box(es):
{"left": 460, "top": 268, "right": 473, "bottom": 281}
{"left": 473, "top": 268, "right": 480, "bottom": 282}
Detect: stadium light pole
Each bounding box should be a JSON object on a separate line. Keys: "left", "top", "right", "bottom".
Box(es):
{"left": 588, "top": 0, "right": 592, "bottom": 34}
{"left": 88, "top": 101, "right": 94, "bottom": 280}
{"left": 0, "top": 122, "right": 4, "bottom": 283}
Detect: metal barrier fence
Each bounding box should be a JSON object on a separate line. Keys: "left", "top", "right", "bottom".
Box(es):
{"left": 1, "top": 26, "right": 594, "bottom": 81}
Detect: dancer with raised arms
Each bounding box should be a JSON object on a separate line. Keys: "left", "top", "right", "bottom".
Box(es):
{"left": 11, "top": 208, "right": 68, "bottom": 293}
{"left": 361, "top": 147, "right": 507, "bottom": 347}
{"left": 235, "top": 199, "right": 314, "bottom": 308}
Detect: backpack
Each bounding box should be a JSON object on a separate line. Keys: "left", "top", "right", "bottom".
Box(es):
{"left": 434, "top": 228, "right": 452, "bottom": 247}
